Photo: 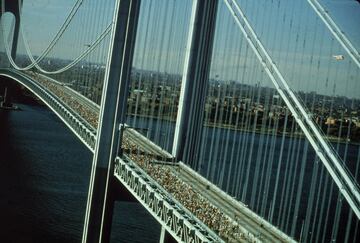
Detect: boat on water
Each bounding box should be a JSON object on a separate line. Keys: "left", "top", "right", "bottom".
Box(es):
{"left": 0, "top": 101, "right": 20, "bottom": 111}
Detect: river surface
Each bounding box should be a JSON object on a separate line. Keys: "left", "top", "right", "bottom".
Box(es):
{"left": 1, "top": 100, "right": 359, "bottom": 242}
{"left": 0, "top": 102, "right": 159, "bottom": 242}
{"left": 128, "top": 112, "right": 360, "bottom": 242}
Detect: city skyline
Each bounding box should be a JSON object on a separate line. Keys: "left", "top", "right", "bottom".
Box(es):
{"left": 1, "top": 0, "right": 359, "bottom": 99}
{"left": 1, "top": 1, "right": 360, "bottom": 242}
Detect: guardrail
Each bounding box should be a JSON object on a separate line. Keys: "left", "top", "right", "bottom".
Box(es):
{"left": 178, "top": 162, "right": 296, "bottom": 243}
{"left": 1, "top": 68, "right": 296, "bottom": 242}
{"left": 0, "top": 68, "right": 96, "bottom": 151}
{"left": 114, "top": 156, "right": 223, "bottom": 243}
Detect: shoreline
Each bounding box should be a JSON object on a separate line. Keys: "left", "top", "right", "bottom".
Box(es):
{"left": 127, "top": 113, "right": 360, "bottom": 146}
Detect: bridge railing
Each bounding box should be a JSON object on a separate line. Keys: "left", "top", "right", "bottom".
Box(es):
{"left": 114, "top": 156, "right": 223, "bottom": 243}
{"left": 0, "top": 69, "right": 97, "bottom": 150}
{"left": 188, "top": 0, "right": 360, "bottom": 242}
{"left": 1, "top": 0, "right": 360, "bottom": 242}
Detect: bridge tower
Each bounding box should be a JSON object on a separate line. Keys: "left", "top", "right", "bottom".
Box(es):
{"left": 82, "top": 0, "right": 140, "bottom": 242}
{"left": 0, "top": 0, "right": 22, "bottom": 109}
{"left": 0, "top": 0, "right": 22, "bottom": 61}
{"left": 172, "top": 0, "right": 218, "bottom": 169}
{"left": 83, "top": 0, "right": 219, "bottom": 242}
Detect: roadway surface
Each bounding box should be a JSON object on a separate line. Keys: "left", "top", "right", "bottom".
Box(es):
{"left": 1, "top": 69, "right": 296, "bottom": 242}
{"left": 168, "top": 164, "right": 296, "bottom": 243}
{"left": 127, "top": 130, "right": 295, "bottom": 242}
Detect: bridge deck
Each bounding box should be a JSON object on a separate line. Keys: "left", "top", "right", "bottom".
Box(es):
{"left": 169, "top": 163, "right": 295, "bottom": 242}
{"left": 122, "top": 133, "right": 294, "bottom": 242}
{"left": 0, "top": 69, "right": 296, "bottom": 242}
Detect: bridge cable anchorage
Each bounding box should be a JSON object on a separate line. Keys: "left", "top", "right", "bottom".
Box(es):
{"left": 307, "top": 0, "right": 360, "bottom": 69}
{"left": 0, "top": 0, "right": 85, "bottom": 70}
{"left": 223, "top": 0, "right": 360, "bottom": 219}
{"left": 0, "top": 0, "right": 113, "bottom": 74}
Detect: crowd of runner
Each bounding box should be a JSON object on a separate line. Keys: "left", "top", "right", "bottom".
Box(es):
{"left": 26, "top": 71, "right": 99, "bottom": 128}
{"left": 123, "top": 137, "right": 247, "bottom": 242}
{"left": 28, "top": 71, "right": 249, "bottom": 242}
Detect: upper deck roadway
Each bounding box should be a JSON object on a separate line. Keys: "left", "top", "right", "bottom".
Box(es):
{"left": 0, "top": 67, "right": 296, "bottom": 243}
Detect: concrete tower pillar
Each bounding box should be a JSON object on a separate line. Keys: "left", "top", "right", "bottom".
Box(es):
{"left": 172, "top": 0, "right": 219, "bottom": 168}
{"left": 0, "top": 0, "right": 22, "bottom": 61}
{"left": 11, "top": 14, "right": 20, "bottom": 61}
{"left": 82, "top": 0, "right": 140, "bottom": 243}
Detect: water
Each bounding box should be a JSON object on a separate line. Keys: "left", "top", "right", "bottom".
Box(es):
{"left": 0, "top": 102, "right": 159, "bottom": 242}
{"left": 128, "top": 114, "right": 360, "bottom": 242}
{"left": 1, "top": 100, "right": 359, "bottom": 242}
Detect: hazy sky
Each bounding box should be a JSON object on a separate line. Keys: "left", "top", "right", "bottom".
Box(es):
{"left": 209, "top": 0, "right": 360, "bottom": 98}
{"left": 1, "top": 0, "right": 359, "bottom": 98}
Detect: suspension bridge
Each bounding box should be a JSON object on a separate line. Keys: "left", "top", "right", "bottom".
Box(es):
{"left": 1, "top": 0, "right": 360, "bottom": 242}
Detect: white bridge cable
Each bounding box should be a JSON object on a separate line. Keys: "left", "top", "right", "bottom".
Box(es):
{"left": 240, "top": 0, "right": 358, "bottom": 218}
{"left": 235, "top": 0, "right": 359, "bottom": 187}
{"left": 235, "top": 0, "right": 360, "bottom": 212}
{"left": 19, "top": 0, "right": 85, "bottom": 70}
{"left": 1, "top": 0, "right": 113, "bottom": 75}
{"left": 0, "top": 0, "right": 84, "bottom": 70}
{"left": 129, "top": 0, "right": 192, "bottom": 152}
{"left": 307, "top": 0, "right": 360, "bottom": 69}
{"left": 24, "top": 23, "right": 112, "bottom": 74}
{"left": 223, "top": 0, "right": 360, "bottom": 219}
{"left": 1, "top": 10, "right": 112, "bottom": 74}
{"left": 61, "top": 1, "right": 112, "bottom": 107}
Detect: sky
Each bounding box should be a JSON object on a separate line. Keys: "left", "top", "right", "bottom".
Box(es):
{"left": 1, "top": 0, "right": 115, "bottom": 61}
{"left": 0, "top": 0, "right": 359, "bottom": 98}
{"left": 209, "top": 0, "right": 360, "bottom": 98}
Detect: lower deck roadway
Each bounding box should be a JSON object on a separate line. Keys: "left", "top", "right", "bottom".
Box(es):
{"left": 168, "top": 163, "right": 296, "bottom": 243}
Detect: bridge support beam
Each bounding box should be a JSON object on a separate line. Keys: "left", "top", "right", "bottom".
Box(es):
{"left": 159, "top": 226, "right": 177, "bottom": 243}
{"left": 172, "top": 0, "right": 218, "bottom": 168}
{"left": 82, "top": 0, "right": 140, "bottom": 242}
{"left": 0, "top": 0, "right": 22, "bottom": 61}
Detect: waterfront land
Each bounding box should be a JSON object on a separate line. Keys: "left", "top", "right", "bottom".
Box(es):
{"left": 2, "top": 54, "right": 359, "bottom": 143}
